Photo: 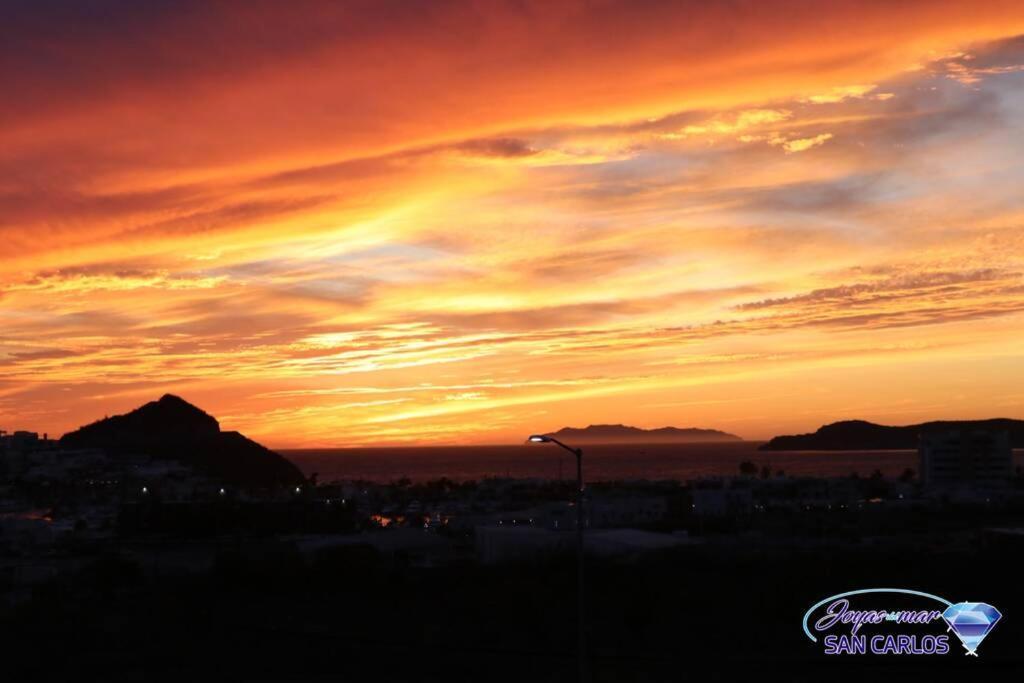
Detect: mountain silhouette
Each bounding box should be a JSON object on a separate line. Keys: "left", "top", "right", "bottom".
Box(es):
{"left": 60, "top": 394, "right": 304, "bottom": 486}
{"left": 545, "top": 424, "right": 741, "bottom": 444}
{"left": 760, "top": 418, "right": 1024, "bottom": 451}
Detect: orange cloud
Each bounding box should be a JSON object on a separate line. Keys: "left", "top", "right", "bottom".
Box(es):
{"left": 3, "top": 3, "right": 1024, "bottom": 445}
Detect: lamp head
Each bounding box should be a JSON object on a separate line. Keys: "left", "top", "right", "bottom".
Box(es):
{"left": 528, "top": 434, "right": 551, "bottom": 443}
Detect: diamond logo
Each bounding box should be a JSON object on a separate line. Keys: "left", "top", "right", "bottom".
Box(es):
{"left": 942, "top": 602, "right": 1002, "bottom": 656}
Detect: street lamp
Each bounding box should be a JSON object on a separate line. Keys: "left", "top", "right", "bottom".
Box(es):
{"left": 528, "top": 434, "right": 587, "bottom": 682}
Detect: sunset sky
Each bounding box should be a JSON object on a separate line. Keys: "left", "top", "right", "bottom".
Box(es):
{"left": 4, "top": 0, "right": 1024, "bottom": 447}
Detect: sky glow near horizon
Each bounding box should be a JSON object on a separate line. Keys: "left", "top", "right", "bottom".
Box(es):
{"left": 3, "top": 0, "right": 1024, "bottom": 447}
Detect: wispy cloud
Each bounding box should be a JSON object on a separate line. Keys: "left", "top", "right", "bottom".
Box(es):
{"left": 3, "top": 5, "right": 1024, "bottom": 444}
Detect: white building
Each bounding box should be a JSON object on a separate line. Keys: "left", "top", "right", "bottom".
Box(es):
{"left": 588, "top": 495, "right": 667, "bottom": 527}
{"left": 691, "top": 485, "right": 753, "bottom": 517}
{"left": 919, "top": 429, "right": 1012, "bottom": 490}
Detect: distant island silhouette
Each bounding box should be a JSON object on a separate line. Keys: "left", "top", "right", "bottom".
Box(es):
{"left": 760, "top": 418, "right": 1024, "bottom": 451}
{"left": 544, "top": 424, "right": 742, "bottom": 444}
{"left": 60, "top": 394, "right": 304, "bottom": 486}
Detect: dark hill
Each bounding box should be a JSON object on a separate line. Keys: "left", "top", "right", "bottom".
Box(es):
{"left": 60, "top": 394, "right": 304, "bottom": 487}
{"left": 546, "top": 424, "right": 742, "bottom": 444}
{"left": 760, "top": 418, "right": 1024, "bottom": 451}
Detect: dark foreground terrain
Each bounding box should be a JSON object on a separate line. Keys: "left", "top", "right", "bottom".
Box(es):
{"left": 4, "top": 539, "right": 1021, "bottom": 682}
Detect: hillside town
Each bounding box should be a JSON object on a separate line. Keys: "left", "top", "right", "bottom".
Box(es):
{"left": 4, "top": 400, "right": 1023, "bottom": 607}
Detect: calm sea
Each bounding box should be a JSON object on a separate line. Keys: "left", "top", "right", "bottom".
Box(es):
{"left": 281, "top": 443, "right": 1024, "bottom": 483}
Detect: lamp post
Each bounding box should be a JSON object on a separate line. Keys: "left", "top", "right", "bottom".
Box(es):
{"left": 529, "top": 434, "right": 587, "bottom": 682}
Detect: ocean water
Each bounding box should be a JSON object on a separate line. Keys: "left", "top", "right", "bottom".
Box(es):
{"left": 281, "top": 442, "right": 1024, "bottom": 483}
